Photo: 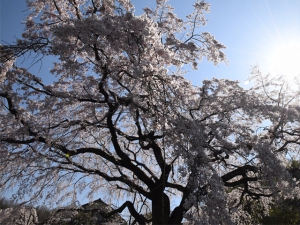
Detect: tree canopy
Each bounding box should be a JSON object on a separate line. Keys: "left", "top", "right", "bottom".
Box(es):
{"left": 1, "top": 0, "right": 300, "bottom": 224}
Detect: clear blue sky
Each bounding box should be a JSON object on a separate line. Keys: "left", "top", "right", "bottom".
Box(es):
{"left": 2, "top": 0, "right": 300, "bottom": 86}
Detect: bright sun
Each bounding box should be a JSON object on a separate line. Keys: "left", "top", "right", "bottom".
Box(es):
{"left": 267, "top": 41, "right": 300, "bottom": 79}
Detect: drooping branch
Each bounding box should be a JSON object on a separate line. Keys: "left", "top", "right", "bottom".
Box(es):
{"left": 221, "top": 165, "right": 259, "bottom": 184}
{"left": 0, "top": 38, "right": 50, "bottom": 63}
{"left": 221, "top": 165, "right": 273, "bottom": 199}
{"left": 1, "top": 90, "right": 154, "bottom": 197}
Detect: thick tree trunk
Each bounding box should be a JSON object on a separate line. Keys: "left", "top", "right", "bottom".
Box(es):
{"left": 151, "top": 191, "right": 171, "bottom": 224}
{"left": 169, "top": 205, "right": 185, "bottom": 224}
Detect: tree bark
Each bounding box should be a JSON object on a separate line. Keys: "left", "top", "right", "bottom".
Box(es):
{"left": 151, "top": 190, "right": 171, "bottom": 224}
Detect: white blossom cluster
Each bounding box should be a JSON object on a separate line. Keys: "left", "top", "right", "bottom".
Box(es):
{"left": 0, "top": 0, "right": 300, "bottom": 224}
{"left": 0, "top": 206, "right": 38, "bottom": 225}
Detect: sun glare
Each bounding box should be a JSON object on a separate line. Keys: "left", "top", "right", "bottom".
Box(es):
{"left": 267, "top": 41, "right": 300, "bottom": 80}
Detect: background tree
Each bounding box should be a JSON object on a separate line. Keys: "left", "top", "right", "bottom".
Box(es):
{"left": 232, "top": 159, "right": 300, "bottom": 224}
{"left": 0, "top": 197, "right": 51, "bottom": 224}
{"left": 35, "top": 205, "right": 52, "bottom": 224}
{"left": 71, "top": 211, "right": 94, "bottom": 225}
{"left": 260, "top": 198, "right": 300, "bottom": 225}
{"left": 256, "top": 159, "right": 300, "bottom": 225}
{"left": 0, "top": 197, "right": 17, "bottom": 209}
{"left": 1, "top": 0, "right": 300, "bottom": 224}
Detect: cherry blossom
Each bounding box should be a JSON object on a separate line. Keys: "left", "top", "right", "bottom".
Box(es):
{"left": 1, "top": 0, "right": 300, "bottom": 224}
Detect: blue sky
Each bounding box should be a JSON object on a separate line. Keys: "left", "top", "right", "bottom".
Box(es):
{"left": 2, "top": 0, "right": 300, "bottom": 87}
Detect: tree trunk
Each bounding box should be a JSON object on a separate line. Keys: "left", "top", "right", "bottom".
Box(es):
{"left": 151, "top": 191, "right": 171, "bottom": 224}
